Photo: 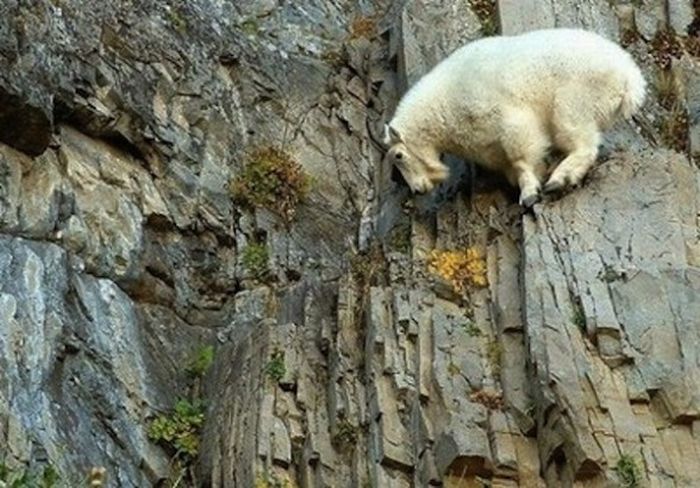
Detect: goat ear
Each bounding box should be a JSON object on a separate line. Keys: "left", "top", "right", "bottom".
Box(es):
{"left": 384, "top": 124, "right": 403, "bottom": 145}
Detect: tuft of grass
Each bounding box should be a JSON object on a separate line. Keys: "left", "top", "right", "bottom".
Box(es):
{"left": 428, "top": 247, "right": 488, "bottom": 294}
{"left": 487, "top": 340, "right": 503, "bottom": 376}
{"left": 572, "top": 303, "right": 586, "bottom": 331}
{"left": 461, "top": 321, "right": 482, "bottom": 337}
{"left": 148, "top": 399, "right": 206, "bottom": 459}
{"left": 242, "top": 242, "right": 270, "bottom": 282}
{"left": 230, "top": 147, "right": 310, "bottom": 223}
{"left": 332, "top": 418, "right": 358, "bottom": 447}
{"left": 387, "top": 222, "right": 411, "bottom": 254}
{"left": 185, "top": 345, "right": 215, "bottom": 378}
{"left": 469, "top": 0, "right": 498, "bottom": 36}
{"left": 656, "top": 69, "right": 680, "bottom": 110}
{"left": 265, "top": 350, "right": 286, "bottom": 383}
{"left": 167, "top": 7, "right": 187, "bottom": 34}
{"left": 447, "top": 362, "right": 461, "bottom": 377}
{"left": 349, "top": 15, "right": 377, "bottom": 40}
{"left": 615, "top": 454, "right": 642, "bottom": 488}
{"left": 0, "top": 463, "right": 61, "bottom": 488}
{"left": 255, "top": 471, "right": 296, "bottom": 488}
{"left": 660, "top": 102, "right": 689, "bottom": 153}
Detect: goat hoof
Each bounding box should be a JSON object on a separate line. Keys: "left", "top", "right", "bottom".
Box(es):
{"left": 543, "top": 180, "right": 565, "bottom": 194}
{"left": 520, "top": 194, "right": 540, "bottom": 208}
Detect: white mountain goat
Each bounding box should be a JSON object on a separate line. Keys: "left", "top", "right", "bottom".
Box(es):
{"left": 384, "top": 28, "right": 646, "bottom": 207}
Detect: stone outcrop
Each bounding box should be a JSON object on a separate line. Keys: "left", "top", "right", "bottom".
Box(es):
{"left": 1, "top": 0, "right": 700, "bottom": 487}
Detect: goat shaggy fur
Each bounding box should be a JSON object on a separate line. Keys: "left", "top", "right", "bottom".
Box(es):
{"left": 384, "top": 28, "right": 647, "bottom": 206}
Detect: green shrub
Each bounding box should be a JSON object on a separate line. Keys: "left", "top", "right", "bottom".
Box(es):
{"left": 616, "top": 454, "right": 641, "bottom": 488}
{"left": 230, "top": 147, "right": 310, "bottom": 222}
{"left": 0, "top": 462, "right": 60, "bottom": 488}
{"left": 265, "top": 351, "right": 286, "bottom": 382}
{"left": 148, "top": 399, "right": 206, "bottom": 459}
{"left": 185, "top": 345, "right": 215, "bottom": 378}
{"left": 242, "top": 243, "right": 270, "bottom": 281}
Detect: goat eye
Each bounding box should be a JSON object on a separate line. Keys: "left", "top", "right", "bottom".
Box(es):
{"left": 395, "top": 152, "right": 403, "bottom": 160}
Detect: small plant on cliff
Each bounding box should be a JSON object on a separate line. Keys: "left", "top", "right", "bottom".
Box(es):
{"left": 242, "top": 242, "right": 270, "bottom": 282}
{"left": 0, "top": 462, "right": 60, "bottom": 488}
{"left": 265, "top": 350, "right": 286, "bottom": 382}
{"left": 255, "top": 471, "right": 296, "bottom": 488}
{"left": 487, "top": 340, "right": 503, "bottom": 376}
{"left": 230, "top": 147, "right": 310, "bottom": 222}
{"left": 615, "top": 454, "right": 641, "bottom": 487}
{"left": 349, "top": 15, "right": 377, "bottom": 40}
{"left": 332, "top": 418, "right": 358, "bottom": 447}
{"left": 469, "top": 0, "right": 498, "bottom": 36}
{"left": 660, "top": 102, "right": 689, "bottom": 153}
{"left": 148, "top": 398, "right": 206, "bottom": 459}
{"left": 461, "top": 321, "right": 482, "bottom": 337}
{"left": 650, "top": 29, "right": 683, "bottom": 71}
{"left": 185, "top": 345, "right": 215, "bottom": 378}
{"left": 572, "top": 303, "right": 586, "bottom": 331}
{"left": 428, "top": 247, "right": 488, "bottom": 293}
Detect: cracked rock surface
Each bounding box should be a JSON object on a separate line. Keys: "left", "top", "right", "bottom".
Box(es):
{"left": 1, "top": 0, "right": 700, "bottom": 487}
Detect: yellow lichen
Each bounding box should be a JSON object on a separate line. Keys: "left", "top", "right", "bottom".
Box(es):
{"left": 427, "top": 247, "right": 488, "bottom": 293}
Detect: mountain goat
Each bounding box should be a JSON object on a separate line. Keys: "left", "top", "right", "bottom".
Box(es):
{"left": 385, "top": 28, "right": 647, "bottom": 207}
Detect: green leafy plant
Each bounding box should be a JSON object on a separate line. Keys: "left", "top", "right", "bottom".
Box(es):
{"left": 230, "top": 147, "right": 310, "bottom": 222}
{"left": 0, "top": 462, "right": 60, "bottom": 488}
{"left": 148, "top": 399, "right": 206, "bottom": 459}
{"left": 461, "top": 321, "right": 482, "bottom": 337}
{"left": 265, "top": 351, "right": 286, "bottom": 382}
{"left": 242, "top": 242, "right": 270, "bottom": 281}
{"left": 186, "top": 345, "right": 215, "bottom": 378}
{"left": 332, "top": 418, "right": 358, "bottom": 447}
{"left": 615, "top": 454, "right": 641, "bottom": 488}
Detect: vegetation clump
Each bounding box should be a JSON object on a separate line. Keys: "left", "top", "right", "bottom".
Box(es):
{"left": 230, "top": 147, "right": 310, "bottom": 222}
{"left": 615, "top": 454, "right": 642, "bottom": 488}
{"left": 428, "top": 247, "right": 488, "bottom": 293}
{"left": 461, "top": 321, "right": 482, "bottom": 337}
{"left": 148, "top": 398, "right": 206, "bottom": 459}
{"left": 470, "top": 388, "right": 504, "bottom": 410}
{"left": 332, "top": 418, "right": 358, "bottom": 447}
{"left": 387, "top": 221, "right": 411, "bottom": 254}
{"left": 349, "top": 15, "right": 377, "bottom": 40}
{"left": 660, "top": 103, "right": 689, "bottom": 153}
{"left": 0, "top": 463, "right": 60, "bottom": 488}
{"left": 487, "top": 340, "right": 503, "bottom": 376}
{"left": 572, "top": 303, "right": 586, "bottom": 331}
{"left": 265, "top": 350, "right": 286, "bottom": 383}
{"left": 242, "top": 242, "right": 270, "bottom": 282}
{"left": 650, "top": 29, "right": 683, "bottom": 70}
{"left": 185, "top": 345, "right": 215, "bottom": 378}
{"left": 148, "top": 344, "right": 215, "bottom": 485}
{"left": 469, "top": 0, "right": 498, "bottom": 36}
{"left": 255, "top": 471, "right": 296, "bottom": 488}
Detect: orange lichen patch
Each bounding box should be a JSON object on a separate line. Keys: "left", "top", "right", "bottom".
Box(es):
{"left": 428, "top": 247, "right": 488, "bottom": 293}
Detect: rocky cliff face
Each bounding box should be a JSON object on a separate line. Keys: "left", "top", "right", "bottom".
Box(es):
{"left": 1, "top": 0, "right": 699, "bottom": 487}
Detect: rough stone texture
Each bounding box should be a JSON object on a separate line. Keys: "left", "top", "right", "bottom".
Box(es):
{"left": 1, "top": 0, "right": 700, "bottom": 487}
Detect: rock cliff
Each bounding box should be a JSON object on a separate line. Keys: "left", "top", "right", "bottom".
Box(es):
{"left": 1, "top": 0, "right": 699, "bottom": 487}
